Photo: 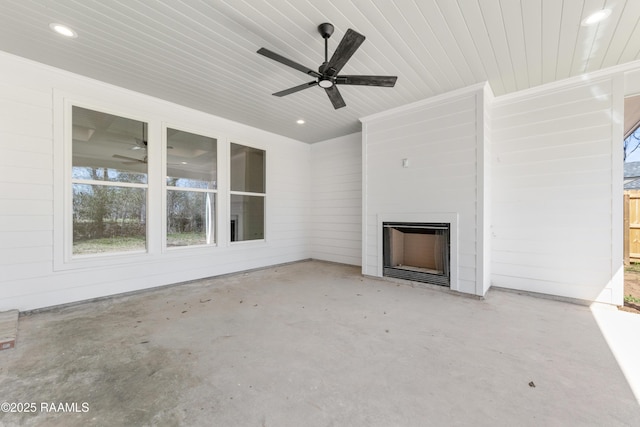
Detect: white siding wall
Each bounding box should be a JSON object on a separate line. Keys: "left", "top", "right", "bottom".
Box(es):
{"left": 361, "top": 85, "right": 488, "bottom": 295}
{"left": 491, "top": 76, "right": 624, "bottom": 304}
{"left": 0, "top": 52, "right": 311, "bottom": 311}
{"left": 481, "top": 83, "right": 494, "bottom": 295}
{"left": 2, "top": 49, "right": 634, "bottom": 311}
{"left": 625, "top": 68, "right": 640, "bottom": 96}
{"left": 310, "top": 133, "right": 362, "bottom": 265}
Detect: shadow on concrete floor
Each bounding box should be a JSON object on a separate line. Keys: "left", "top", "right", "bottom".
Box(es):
{"left": 1, "top": 260, "right": 639, "bottom": 426}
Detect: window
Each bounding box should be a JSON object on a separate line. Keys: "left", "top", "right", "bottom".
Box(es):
{"left": 166, "top": 128, "right": 217, "bottom": 247}
{"left": 67, "top": 103, "right": 255, "bottom": 259}
{"left": 230, "top": 143, "right": 265, "bottom": 241}
{"left": 71, "top": 106, "right": 148, "bottom": 255}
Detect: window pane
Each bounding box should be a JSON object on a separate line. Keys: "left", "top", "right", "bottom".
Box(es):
{"left": 230, "top": 195, "right": 264, "bottom": 241}
{"left": 167, "top": 190, "right": 216, "bottom": 247}
{"left": 167, "top": 128, "right": 217, "bottom": 189}
{"left": 230, "top": 143, "right": 265, "bottom": 193}
{"left": 72, "top": 106, "right": 148, "bottom": 183}
{"left": 72, "top": 184, "right": 146, "bottom": 255}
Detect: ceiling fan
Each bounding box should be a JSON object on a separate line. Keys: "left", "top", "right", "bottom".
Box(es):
{"left": 113, "top": 123, "right": 148, "bottom": 164}
{"left": 257, "top": 23, "right": 397, "bottom": 109}
{"left": 112, "top": 125, "right": 180, "bottom": 165}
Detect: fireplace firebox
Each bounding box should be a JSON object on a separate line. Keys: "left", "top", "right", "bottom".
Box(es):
{"left": 382, "top": 222, "right": 450, "bottom": 287}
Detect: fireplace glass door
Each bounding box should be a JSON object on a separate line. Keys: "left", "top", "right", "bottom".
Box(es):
{"left": 383, "top": 222, "right": 450, "bottom": 286}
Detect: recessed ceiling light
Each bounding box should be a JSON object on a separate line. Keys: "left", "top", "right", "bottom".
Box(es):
{"left": 296, "top": 119, "right": 305, "bottom": 125}
{"left": 49, "top": 23, "right": 78, "bottom": 38}
{"left": 582, "top": 9, "right": 611, "bottom": 26}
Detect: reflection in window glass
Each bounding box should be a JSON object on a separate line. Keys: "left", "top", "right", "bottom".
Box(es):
{"left": 72, "top": 106, "right": 148, "bottom": 183}
{"left": 167, "top": 129, "right": 217, "bottom": 189}
{"left": 230, "top": 195, "right": 264, "bottom": 241}
{"left": 167, "top": 190, "right": 215, "bottom": 247}
{"left": 230, "top": 143, "right": 265, "bottom": 242}
{"left": 71, "top": 106, "right": 149, "bottom": 256}
{"left": 166, "top": 128, "right": 217, "bottom": 247}
{"left": 72, "top": 167, "right": 147, "bottom": 184}
{"left": 230, "top": 143, "right": 265, "bottom": 193}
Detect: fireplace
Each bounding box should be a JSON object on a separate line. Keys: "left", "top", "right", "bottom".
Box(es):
{"left": 382, "top": 222, "right": 450, "bottom": 287}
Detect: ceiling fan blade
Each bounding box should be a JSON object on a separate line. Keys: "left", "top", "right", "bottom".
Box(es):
{"left": 257, "top": 48, "right": 321, "bottom": 78}
{"left": 325, "top": 85, "right": 346, "bottom": 109}
{"left": 113, "top": 154, "right": 145, "bottom": 163}
{"left": 325, "top": 29, "right": 366, "bottom": 76}
{"left": 273, "top": 81, "right": 317, "bottom": 97}
{"left": 134, "top": 138, "right": 147, "bottom": 148}
{"left": 336, "top": 75, "right": 397, "bottom": 87}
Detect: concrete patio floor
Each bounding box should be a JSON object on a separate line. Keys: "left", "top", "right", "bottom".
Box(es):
{"left": 1, "top": 260, "right": 639, "bottom": 426}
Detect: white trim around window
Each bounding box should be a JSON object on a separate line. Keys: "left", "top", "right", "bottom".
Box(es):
{"left": 54, "top": 94, "right": 160, "bottom": 271}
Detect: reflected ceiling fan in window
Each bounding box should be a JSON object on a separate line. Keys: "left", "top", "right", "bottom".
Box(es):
{"left": 112, "top": 124, "right": 174, "bottom": 165}
{"left": 257, "top": 23, "right": 397, "bottom": 109}
{"left": 113, "top": 123, "right": 149, "bottom": 164}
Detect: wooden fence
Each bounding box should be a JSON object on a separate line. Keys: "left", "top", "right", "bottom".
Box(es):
{"left": 624, "top": 190, "right": 640, "bottom": 264}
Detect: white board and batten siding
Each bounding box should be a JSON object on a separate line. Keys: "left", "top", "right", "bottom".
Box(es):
{"left": 491, "top": 75, "right": 624, "bottom": 305}
{"left": 310, "top": 133, "right": 362, "bottom": 266}
{"left": 0, "top": 51, "right": 311, "bottom": 311}
{"left": 361, "top": 84, "right": 491, "bottom": 296}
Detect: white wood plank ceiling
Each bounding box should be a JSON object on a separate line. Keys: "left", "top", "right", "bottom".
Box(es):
{"left": 0, "top": 0, "right": 639, "bottom": 143}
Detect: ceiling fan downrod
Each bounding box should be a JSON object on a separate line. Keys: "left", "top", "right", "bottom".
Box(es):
{"left": 318, "top": 22, "right": 334, "bottom": 64}
{"left": 317, "top": 22, "right": 335, "bottom": 86}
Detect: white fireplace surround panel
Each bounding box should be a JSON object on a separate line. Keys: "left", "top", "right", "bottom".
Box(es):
{"left": 377, "top": 213, "right": 459, "bottom": 291}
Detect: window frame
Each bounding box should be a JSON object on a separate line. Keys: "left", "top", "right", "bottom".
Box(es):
{"left": 55, "top": 95, "right": 160, "bottom": 270}
{"left": 53, "top": 93, "right": 264, "bottom": 272}
{"left": 228, "top": 141, "right": 267, "bottom": 244}
{"left": 162, "top": 124, "right": 219, "bottom": 251}
{"left": 70, "top": 106, "right": 150, "bottom": 258}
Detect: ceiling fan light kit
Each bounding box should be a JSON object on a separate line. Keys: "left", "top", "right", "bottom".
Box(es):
{"left": 257, "top": 23, "right": 397, "bottom": 109}
{"left": 318, "top": 78, "right": 333, "bottom": 88}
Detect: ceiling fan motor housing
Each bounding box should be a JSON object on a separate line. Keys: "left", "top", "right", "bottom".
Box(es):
{"left": 318, "top": 23, "right": 334, "bottom": 39}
